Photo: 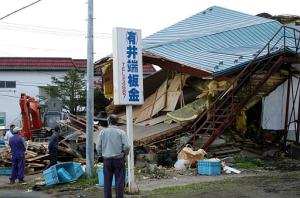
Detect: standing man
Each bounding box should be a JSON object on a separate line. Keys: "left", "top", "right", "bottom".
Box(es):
{"left": 4, "top": 124, "right": 15, "bottom": 141}
{"left": 96, "top": 114, "right": 130, "bottom": 198}
{"left": 9, "top": 127, "right": 26, "bottom": 184}
{"left": 48, "top": 126, "right": 60, "bottom": 168}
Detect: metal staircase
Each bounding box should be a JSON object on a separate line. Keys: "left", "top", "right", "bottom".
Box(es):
{"left": 191, "top": 26, "right": 300, "bottom": 150}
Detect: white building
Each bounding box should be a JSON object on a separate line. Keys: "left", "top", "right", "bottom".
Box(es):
{"left": 0, "top": 57, "right": 86, "bottom": 129}
{"left": 262, "top": 75, "right": 300, "bottom": 142}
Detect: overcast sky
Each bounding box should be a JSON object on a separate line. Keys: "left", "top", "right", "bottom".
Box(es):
{"left": 0, "top": 0, "right": 299, "bottom": 61}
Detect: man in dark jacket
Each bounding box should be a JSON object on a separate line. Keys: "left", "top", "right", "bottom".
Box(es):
{"left": 48, "top": 126, "right": 60, "bottom": 167}
{"left": 9, "top": 127, "right": 26, "bottom": 184}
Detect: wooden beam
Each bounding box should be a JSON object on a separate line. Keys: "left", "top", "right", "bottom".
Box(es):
{"left": 26, "top": 154, "right": 49, "bottom": 162}
{"left": 135, "top": 115, "right": 167, "bottom": 127}
{"left": 134, "top": 125, "right": 183, "bottom": 146}
{"left": 143, "top": 56, "right": 211, "bottom": 78}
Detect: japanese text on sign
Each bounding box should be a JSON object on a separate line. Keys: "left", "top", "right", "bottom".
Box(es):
{"left": 113, "top": 28, "right": 144, "bottom": 105}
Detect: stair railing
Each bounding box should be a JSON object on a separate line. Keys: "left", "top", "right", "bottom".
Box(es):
{"left": 191, "top": 26, "right": 300, "bottom": 147}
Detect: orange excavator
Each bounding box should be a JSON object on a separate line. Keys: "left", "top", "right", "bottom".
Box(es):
{"left": 19, "top": 93, "right": 43, "bottom": 140}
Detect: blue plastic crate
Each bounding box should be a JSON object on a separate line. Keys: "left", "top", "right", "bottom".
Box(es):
{"left": 97, "top": 168, "right": 128, "bottom": 187}
{"left": 0, "top": 168, "right": 12, "bottom": 175}
{"left": 98, "top": 168, "right": 115, "bottom": 187}
{"left": 198, "top": 160, "right": 221, "bottom": 175}
{"left": 73, "top": 163, "right": 84, "bottom": 179}
{"left": 43, "top": 162, "right": 83, "bottom": 186}
{"left": 43, "top": 166, "right": 59, "bottom": 186}
{"left": 57, "top": 168, "right": 72, "bottom": 183}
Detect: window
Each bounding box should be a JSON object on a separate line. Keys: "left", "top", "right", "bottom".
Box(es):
{"left": 6, "top": 81, "right": 16, "bottom": 88}
{"left": 0, "top": 81, "right": 4, "bottom": 88}
{"left": 0, "top": 112, "right": 5, "bottom": 127}
{"left": 0, "top": 81, "right": 16, "bottom": 88}
{"left": 39, "top": 86, "right": 50, "bottom": 100}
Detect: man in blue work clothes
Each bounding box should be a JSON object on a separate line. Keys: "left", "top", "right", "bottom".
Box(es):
{"left": 96, "top": 114, "right": 130, "bottom": 198}
{"left": 9, "top": 127, "right": 26, "bottom": 184}
{"left": 48, "top": 126, "right": 60, "bottom": 167}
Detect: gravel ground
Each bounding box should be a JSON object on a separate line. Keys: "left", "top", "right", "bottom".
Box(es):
{"left": 1, "top": 169, "right": 300, "bottom": 198}
{"left": 140, "top": 171, "right": 300, "bottom": 198}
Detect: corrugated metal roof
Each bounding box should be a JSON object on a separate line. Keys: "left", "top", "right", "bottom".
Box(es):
{"left": 143, "top": 6, "right": 275, "bottom": 49}
{"left": 143, "top": 6, "right": 288, "bottom": 76}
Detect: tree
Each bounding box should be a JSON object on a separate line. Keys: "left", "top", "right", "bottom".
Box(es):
{"left": 94, "top": 87, "right": 111, "bottom": 115}
{"left": 47, "top": 70, "right": 86, "bottom": 115}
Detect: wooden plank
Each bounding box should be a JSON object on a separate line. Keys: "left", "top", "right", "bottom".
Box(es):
{"left": 69, "top": 114, "right": 100, "bottom": 131}
{"left": 60, "top": 142, "right": 82, "bottom": 158}
{"left": 168, "top": 74, "right": 189, "bottom": 91}
{"left": 59, "top": 130, "right": 84, "bottom": 144}
{"left": 162, "top": 74, "right": 189, "bottom": 112}
{"left": 25, "top": 151, "right": 38, "bottom": 159}
{"left": 134, "top": 90, "right": 157, "bottom": 123}
{"left": 27, "top": 163, "right": 45, "bottom": 168}
{"left": 134, "top": 75, "right": 190, "bottom": 123}
{"left": 168, "top": 74, "right": 182, "bottom": 91}
{"left": 134, "top": 124, "right": 184, "bottom": 146}
{"left": 135, "top": 115, "right": 167, "bottom": 127}
{"left": 58, "top": 120, "right": 84, "bottom": 132}
{"left": 28, "top": 142, "right": 48, "bottom": 148}
{"left": 163, "top": 91, "right": 181, "bottom": 111}
{"left": 69, "top": 114, "right": 87, "bottom": 123}
{"left": 58, "top": 145, "right": 81, "bottom": 158}
{"left": 151, "top": 80, "right": 168, "bottom": 116}
{"left": 26, "top": 154, "right": 49, "bottom": 162}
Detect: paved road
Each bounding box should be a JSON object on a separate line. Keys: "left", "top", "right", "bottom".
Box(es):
{"left": 0, "top": 174, "right": 51, "bottom": 198}
{"left": 0, "top": 190, "right": 51, "bottom": 198}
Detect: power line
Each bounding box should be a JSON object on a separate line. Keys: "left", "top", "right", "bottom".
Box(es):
{"left": 0, "top": 44, "right": 84, "bottom": 53}
{"left": 0, "top": 23, "right": 112, "bottom": 39}
{"left": 0, "top": 0, "right": 42, "bottom": 21}
{"left": 0, "top": 22, "right": 112, "bottom": 37}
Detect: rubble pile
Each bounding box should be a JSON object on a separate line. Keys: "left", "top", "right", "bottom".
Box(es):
{"left": 0, "top": 113, "right": 102, "bottom": 174}
{"left": 0, "top": 141, "right": 49, "bottom": 174}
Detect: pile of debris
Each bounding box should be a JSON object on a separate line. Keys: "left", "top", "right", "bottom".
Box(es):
{"left": 0, "top": 113, "right": 103, "bottom": 175}
{"left": 57, "top": 113, "right": 103, "bottom": 159}
{"left": 0, "top": 141, "right": 49, "bottom": 174}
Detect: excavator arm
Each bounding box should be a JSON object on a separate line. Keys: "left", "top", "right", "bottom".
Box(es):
{"left": 19, "top": 93, "right": 43, "bottom": 140}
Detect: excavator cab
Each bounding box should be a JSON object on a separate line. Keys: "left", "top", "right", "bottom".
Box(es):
{"left": 43, "top": 97, "right": 63, "bottom": 130}
{"left": 19, "top": 93, "right": 63, "bottom": 140}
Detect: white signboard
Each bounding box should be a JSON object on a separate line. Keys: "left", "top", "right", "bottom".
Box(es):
{"left": 113, "top": 27, "right": 144, "bottom": 105}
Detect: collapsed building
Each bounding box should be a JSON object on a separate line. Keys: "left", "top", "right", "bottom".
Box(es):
{"left": 95, "top": 6, "right": 300, "bottom": 161}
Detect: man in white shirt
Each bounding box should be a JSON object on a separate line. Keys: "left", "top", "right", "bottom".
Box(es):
{"left": 96, "top": 114, "right": 130, "bottom": 198}
{"left": 4, "top": 124, "right": 15, "bottom": 141}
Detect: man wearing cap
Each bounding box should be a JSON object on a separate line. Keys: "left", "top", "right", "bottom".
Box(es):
{"left": 9, "top": 127, "right": 26, "bottom": 184}
{"left": 4, "top": 124, "right": 15, "bottom": 141}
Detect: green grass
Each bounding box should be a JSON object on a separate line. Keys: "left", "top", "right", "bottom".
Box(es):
{"left": 234, "top": 162, "right": 259, "bottom": 170}
{"left": 233, "top": 155, "right": 263, "bottom": 170}
{"left": 43, "top": 168, "right": 98, "bottom": 191}
{"left": 145, "top": 178, "right": 245, "bottom": 198}
{"left": 153, "top": 183, "right": 210, "bottom": 194}
{"left": 69, "top": 172, "right": 98, "bottom": 188}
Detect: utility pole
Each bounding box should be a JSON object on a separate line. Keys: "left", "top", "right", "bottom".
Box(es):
{"left": 86, "top": 0, "right": 94, "bottom": 177}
